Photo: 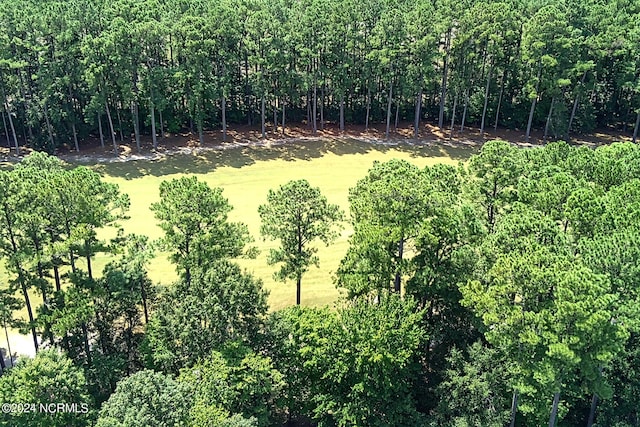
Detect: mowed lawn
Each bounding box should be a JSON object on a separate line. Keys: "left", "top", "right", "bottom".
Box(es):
{"left": 90, "top": 139, "right": 474, "bottom": 310}
{"left": 5, "top": 139, "right": 474, "bottom": 356}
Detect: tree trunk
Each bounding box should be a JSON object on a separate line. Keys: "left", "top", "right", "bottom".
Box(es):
{"left": 96, "top": 114, "right": 104, "bottom": 149}
{"left": 312, "top": 77, "right": 317, "bottom": 135}
{"left": 131, "top": 101, "right": 141, "bottom": 151}
{"left": 586, "top": 393, "right": 598, "bottom": 427}
{"left": 222, "top": 94, "right": 227, "bottom": 142}
{"left": 159, "top": 109, "right": 164, "bottom": 139}
{"left": 526, "top": 64, "right": 543, "bottom": 143}
{"left": 438, "top": 29, "right": 451, "bottom": 130}
{"left": 632, "top": 109, "right": 639, "bottom": 144}
{"left": 385, "top": 81, "right": 393, "bottom": 139}
{"left": 116, "top": 106, "right": 124, "bottom": 142}
{"left": 365, "top": 88, "right": 371, "bottom": 131}
{"left": 320, "top": 84, "right": 325, "bottom": 130}
{"left": 339, "top": 94, "right": 345, "bottom": 132}
{"left": 568, "top": 70, "right": 588, "bottom": 137}
{"left": 43, "top": 103, "right": 55, "bottom": 149}
{"left": 480, "top": 65, "right": 492, "bottom": 137}
{"left": 494, "top": 70, "right": 506, "bottom": 131}
{"left": 414, "top": 88, "right": 422, "bottom": 138}
{"left": 1, "top": 111, "right": 8, "bottom": 148}
{"left": 261, "top": 95, "right": 266, "bottom": 138}
{"left": 461, "top": 88, "right": 469, "bottom": 132}
{"left": 3, "top": 319, "right": 13, "bottom": 367}
{"left": 394, "top": 100, "right": 399, "bottom": 131}
{"left": 509, "top": 391, "right": 518, "bottom": 427}
{"left": 4, "top": 100, "right": 18, "bottom": 156}
{"left": 296, "top": 275, "right": 301, "bottom": 306}
{"left": 105, "top": 101, "right": 118, "bottom": 155}
{"left": 450, "top": 92, "right": 458, "bottom": 141}
{"left": 81, "top": 322, "right": 92, "bottom": 366}
{"left": 393, "top": 238, "right": 404, "bottom": 293}
{"left": 548, "top": 392, "right": 561, "bottom": 427}
{"left": 273, "top": 98, "right": 278, "bottom": 130}
{"left": 150, "top": 96, "right": 157, "bottom": 150}
{"left": 544, "top": 96, "right": 555, "bottom": 142}
{"left": 282, "top": 101, "right": 286, "bottom": 136}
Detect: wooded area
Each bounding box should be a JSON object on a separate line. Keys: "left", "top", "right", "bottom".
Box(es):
{"left": 1, "top": 141, "right": 640, "bottom": 426}
{"left": 0, "top": 0, "right": 639, "bottom": 154}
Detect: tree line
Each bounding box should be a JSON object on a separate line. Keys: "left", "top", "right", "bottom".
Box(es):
{"left": 1, "top": 140, "right": 640, "bottom": 426}
{"left": 1, "top": 0, "right": 639, "bottom": 154}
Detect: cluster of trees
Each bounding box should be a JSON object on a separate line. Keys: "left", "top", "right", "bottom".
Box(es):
{"left": 2, "top": 140, "right": 640, "bottom": 426}
{"left": 1, "top": 0, "right": 640, "bottom": 154}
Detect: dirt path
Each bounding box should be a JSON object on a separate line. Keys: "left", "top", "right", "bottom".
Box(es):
{"left": 0, "top": 121, "right": 632, "bottom": 165}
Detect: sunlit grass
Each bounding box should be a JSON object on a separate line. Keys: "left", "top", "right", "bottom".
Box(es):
{"left": 4, "top": 139, "right": 475, "bottom": 353}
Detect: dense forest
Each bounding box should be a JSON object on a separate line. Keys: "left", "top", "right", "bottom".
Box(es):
{"left": 0, "top": 0, "right": 639, "bottom": 154}
{"left": 0, "top": 141, "right": 640, "bottom": 426}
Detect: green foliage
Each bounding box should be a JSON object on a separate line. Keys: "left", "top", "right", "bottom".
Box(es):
{"left": 0, "top": 349, "right": 92, "bottom": 427}
{"left": 143, "top": 260, "right": 268, "bottom": 372}
{"left": 96, "top": 370, "right": 190, "bottom": 427}
{"left": 151, "top": 176, "right": 253, "bottom": 281}
{"left": 179, "top": 343, "right": 283, "bottom": 427}
{"left": 258, "top": 179, "right": 343, "bottom": 304}
{"left": 266, "top": 296, "right": 426, "bottom": 426}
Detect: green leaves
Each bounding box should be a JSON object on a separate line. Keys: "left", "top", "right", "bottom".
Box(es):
{"left": 151, "top": 176, "right": 252, "bottom": 281}
{"left": 258, "top": 179, "right": 343, "bottom": 304}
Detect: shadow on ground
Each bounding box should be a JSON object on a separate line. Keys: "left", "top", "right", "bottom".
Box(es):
{"left": 91, "top": 138, "right": 476, "bottom": 180}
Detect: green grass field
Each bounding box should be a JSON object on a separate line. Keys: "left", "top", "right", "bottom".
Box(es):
{"left": 91, "top": 139, "right": 474, "bottom": 310}
{"left": 5, "top": 139, "right": 475, "bottom": 354}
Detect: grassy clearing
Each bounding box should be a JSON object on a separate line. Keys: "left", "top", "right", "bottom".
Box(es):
{"left": 4, "top": 139, "right": 474, "bottom": 354}
{"left": 92, "top": 139, "right": 474, "bottom": 310}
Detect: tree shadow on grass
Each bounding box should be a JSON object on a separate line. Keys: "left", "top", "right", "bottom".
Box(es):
{"left": 91, "top": 138, "right": 476, "bottom": 180}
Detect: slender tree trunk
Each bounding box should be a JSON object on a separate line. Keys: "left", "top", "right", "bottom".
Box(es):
{"left": 548, "top": 392, "right": 561, "bottom": 427}
{"left": 0, "top": 343, "right": 4, "bottom": 374}
{"left": 320, "top": 84, "right": 325, "bottom": 130}
{"left": 526, "top": 64, "right": 543, "bottom": 142}
{"left": 586, "top": 393, "right": 598, "bottom": 427}
{"left": 461, "top": 88, "right": 469, "bottom": 132}
{"left": 98, "top": 114, "right": 105, "bottom": 148}
{"left": 81, "top": 322, "right": 92, "bottom": 366}
{"left": 43, "top": 103, "right": 55, "bottom": 149}
{"left": 222, "top": 94, "right": 227, "bottom": 142}
{"left": 131, "top": 101, "right": 141, "bottom": 151}
{"left": 393, "top": 238, "right": 404, "bottom": 293}
{"left": 509, "top": 391, "right": 518, "bottom": 427}
{"left": 385, "top": 81, "right": 393, "bottom": 138}
{"left": 312, "top": 77, "right": 317, "bottom": 135}
{"left": 141, "top": 282, "right": 149, "bottom": 324}
{"left": 480, "top": 65, "right": 492, "bottom": 137}
{"left": 365, "top": 88, "right": 371, "bottom": 131}
{"left": 340, "top": 94, "right": 345, "bottom": 132}
{"left": 116, "top": 106, "right": 124, "bottom": 142}
{"left": 261, "top": 95, "right": 266, "bottom": 138}
{"left": 494, "top": 70, "right": 506, "bottom": 131}
{"left": 105, "top": 101, "right": 118, "bottom": 155}
{"left": 4, "top": 100, "right": 18, "bottom": 156}
{"left": 273, "top": 98, "right": 278, "bottom": 130}
{"left": 150, "top": 96, "right": 157, "bottom": 150}
{"left": 296, "top": 275, "right": 301, "bottom": 306}
{"left": 1, "top": 111, "right": 8, "bottom": 148}
{"left": 438, "top": 29, "right": 451, "bottom": 130}
{"left": 568, "top": 71, "right": 588, "bottom": 136}
{"left": 394, "top": 100, "right": 399, "bottom": 131}
{"left": 632, "top": 109, "right": 640, "bottom": 144}
{"left": 414, "top": 88, "right": 422, "bottom": 138}
{"left": 3, "top": 319, "right": 12, "bottom": 367}
{"left": 544, "top": 96, "right": 555, "bottom": 142}
{"left": 159, "top": 109, "right": 164, "bottom": 139}
{"left": 450, "top": 93, "right": 458, "bottom": 141}
{"left": 282, "top": 101, "right": 285, "bottom": 136}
